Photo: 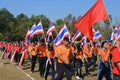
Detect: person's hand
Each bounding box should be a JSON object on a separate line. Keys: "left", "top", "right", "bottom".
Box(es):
{"left": 65, "top": 60, "right": 69, "bottom": 64}
{"left": 82, "top": 59, "right": 84, "bottom": 62}
{"left": 49, "top": 60, "right": 52, "bottom": 65}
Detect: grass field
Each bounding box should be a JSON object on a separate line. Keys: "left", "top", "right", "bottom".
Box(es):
{"left": 0, "top": 51, "right": 108, "bottom": 80}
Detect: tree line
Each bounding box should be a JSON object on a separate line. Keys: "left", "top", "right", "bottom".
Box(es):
{"left": 0, "top": 8, "right": 114, "bottom": 42}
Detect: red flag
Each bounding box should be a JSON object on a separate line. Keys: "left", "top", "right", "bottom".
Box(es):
{"left": 74, "top": 0, "right": 108, "bottom": 40}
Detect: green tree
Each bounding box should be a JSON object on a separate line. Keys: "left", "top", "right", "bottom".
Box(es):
{"left": 0, "top": 33, "right": 4, "bottom": 41}
{"left": 56, "top": 19, "right": 64, "bottom": 26}
{"left": 104, "top": 15, "right": 112, "bottom": 25}
{"left": 0, "top": 8, "right": 14, "bottom": 41}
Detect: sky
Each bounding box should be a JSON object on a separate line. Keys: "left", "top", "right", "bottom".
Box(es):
{"left": 0, "top": 0, "right": 120, "bottom": 25}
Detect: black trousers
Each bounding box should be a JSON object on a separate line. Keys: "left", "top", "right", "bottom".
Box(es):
{"left": 75, "top": 59, "right": 83, "bottom": 77}
{"left": 84, "top": 58, "right": 93, "bottom": 74}
{"left": 92, "top": 54, "right": 97, "bottom": 68}
{"left": 14, "top": 52, "right": 18, "bottom": 62}
{"left": 57, "top": 63, "right": 72, "bottom": 80}
{"left": 31, "top": 55, "right": 37, "bottom": 72}
{"left": 44, "top": 59, "right": 55, "bottom": 80}
{"left": 38, "top": 57, "right": 47, "bottom": 77}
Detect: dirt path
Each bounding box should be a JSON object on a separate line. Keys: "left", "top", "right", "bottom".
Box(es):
{"left": 0, "top": 60, "right": 32, "bottom": 80}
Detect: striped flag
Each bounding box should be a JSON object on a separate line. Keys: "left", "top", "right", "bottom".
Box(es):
{"left": 19, "top": 49, "right": 26, "bottom": 67}
{"left": 72, "top": 30, "right": 81, "bottom": 42}
{"left": 29, "top": 24, "right": 37, "bottom": 36}
{"left": 93, "top": 31, "right": 102, "bottom": 41}
{"left": 24, "top": 28, "right": 31, "bottom": 45}
{"left": 46, "top": 21, "right": 56, "bottom": 42}
{"left": 10, "top": 51, "right": 17, "bottom": 62}
{"left": 54, "top": 24, "right": 70, "bottom": 46}
{"left": 81, "top": 36, "right": 87, "bottom": 45}
{"left": 108, "top": 32, "right": 114, "bottom": 41}
{"left": 46, "top": 21, "right": 56, "bottom": 36}
{"left": 30, "top": 22, "right": 44, "bottom": 38}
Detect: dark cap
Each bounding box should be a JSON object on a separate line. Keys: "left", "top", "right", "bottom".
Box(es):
{"left": 40, "top": 39, "right": 45, "bottom": 43}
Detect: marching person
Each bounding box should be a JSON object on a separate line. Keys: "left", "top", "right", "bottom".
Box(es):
{"left": 28, "top": 42, "right": 37, "bottom": 73}
{"left": 44, "top": 42, "right": 55, "bottom": 80}
{"left": 35, "top": 39, "right": 47, "bottom": 77}
{"left": 75, "top": 43, "right": 84, "bottom": 80}
{"left": 14, "top": 43, "right": 20, "bottom": 63}
{"left": 83, "top": 41, "right": 92, "bottom": 76}
{"left": 56, "top": 37, "right": 73, "bottom": 80}
{"left": 90, "top": 42, "right": 98, "bottom": 70}
{"left": 112, "top": 38, "right": 120, "bottom": 80}
{"left": 98, "top": 41, "right": 112, "bottom": 80}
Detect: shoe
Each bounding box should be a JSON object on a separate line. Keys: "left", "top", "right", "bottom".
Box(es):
{"left": 76, "top": 76, "right": 80, "bottom": 80}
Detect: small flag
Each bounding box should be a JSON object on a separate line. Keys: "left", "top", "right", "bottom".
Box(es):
{"left": 54, "top": 24, "right": 70, "bottom": 46}
{"left": 30, "top": 22, "right": 44, "bottom": 38}
{"left": 46, "top": 21, "right": 56, "bottom": 36}
{"left": 72, "top": 30, "right": 81, "bottom": 42}
{"left": 93, "top": 31, "right": 102, "bottom": 41}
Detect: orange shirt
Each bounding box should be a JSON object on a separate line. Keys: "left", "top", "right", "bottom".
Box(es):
{"left": 76, "top": 51, "right": 83, "bottom": 59}
{"left": 35, "top": 44, "right": 40, "bottom": 52}
{"left": 57, "top": 45, "right": 72, "bottom": 64}
{"left": 35, "top": 44, "right": 47, "bottom": 57}
{"left": 91, "top": 46, "right": 98, "bottom": 55}
{"left": 28, "top": 46, "right": 36, "bottom": 56}
{"left": 71, "top": 46, "right": 83, "bottom": 59}
{"left": 83, "top": 44, "right": 91, "bottom": 58}
{"left": 98, "top": 49, "right": 110, "bottom": 62}
{"left": 46, "top": 49, "right": 55, "bottom": 58}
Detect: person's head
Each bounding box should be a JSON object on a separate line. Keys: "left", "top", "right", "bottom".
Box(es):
{"left": 63, "top": 37, "right": 69, "bottom": 46}
{"left": 40, "top": 39, "right": 45, "bottom": 45}
{"left": 101, "top": 41, "right": 108, "bottom": 48}
{"left": 48, "top": 42, "right": 53, "bottom": 51}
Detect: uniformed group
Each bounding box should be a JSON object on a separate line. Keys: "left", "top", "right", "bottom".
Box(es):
{"left": 1, "top": 37, "right": 120, "bottom": 80}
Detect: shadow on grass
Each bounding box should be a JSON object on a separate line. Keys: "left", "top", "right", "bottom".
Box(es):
{"left": 23, "top": 66, "right": 31, "bottom": 70}
{"left": 3, "top": 62, "right": 10, "bottom": 64}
